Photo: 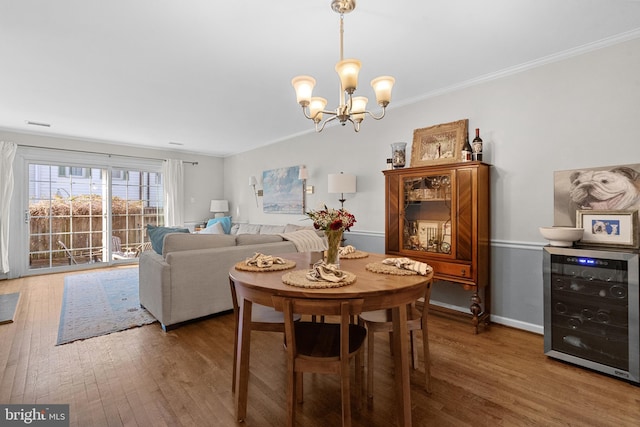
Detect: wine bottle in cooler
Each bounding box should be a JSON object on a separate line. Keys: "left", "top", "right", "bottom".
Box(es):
{"left": 472, "top": 128, "right": 483, "bottom": 161}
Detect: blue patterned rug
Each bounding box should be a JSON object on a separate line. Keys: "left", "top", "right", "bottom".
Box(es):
{"left": 57, "top": 267, "right": 156, "bottom": 345}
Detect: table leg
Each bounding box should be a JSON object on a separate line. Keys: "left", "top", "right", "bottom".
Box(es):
{"left": 235, "top": 298, "right": 253, "bottom": 422}
{"left": 391, "top": 303, "right": 412, "bottom": 427}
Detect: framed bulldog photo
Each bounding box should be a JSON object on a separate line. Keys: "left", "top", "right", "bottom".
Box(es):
{"left": 576, "top": 209, "right": 639, "bottom": 248}
{"left": 553, "top": 163, "right": 640, "bottom": 227}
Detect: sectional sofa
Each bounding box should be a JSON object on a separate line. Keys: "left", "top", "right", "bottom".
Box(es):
{"left": 138, "top": 223, "right": 323, "bottom": 331}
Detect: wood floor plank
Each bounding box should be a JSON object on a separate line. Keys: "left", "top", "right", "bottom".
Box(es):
{"left": 1, "top": 268, "right": 639, "bottom": 426}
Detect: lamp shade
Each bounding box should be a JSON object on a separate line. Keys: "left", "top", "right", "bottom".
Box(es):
{"left": 335, "top": 59, "right": 361, "bottom": 93}
{"left": 328, "top": 173, "right": 356, "bottom": 194}
{"left": 210, "top": 199, "right": 229, "bottom": 213}
{"left": 298, "top": 165, "right": 309, "bottom": 180}
{"left": 309, "top": 97, "right": 327, "bottom": 122}
{"left": 291, "top": 75, "right": 316, "bottom": 106}
{"left": 371, "top": 75, "right": 395, "bottom": 106}
{"left": 351, "top": 96, "right": 368, "bottom": 122}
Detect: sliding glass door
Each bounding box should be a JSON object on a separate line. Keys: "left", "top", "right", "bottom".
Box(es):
{"left": 27, "top": 162, "right": 163, "bottom": 271}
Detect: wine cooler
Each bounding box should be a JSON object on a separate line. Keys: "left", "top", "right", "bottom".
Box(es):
{"left": 543, "top": 246, "right": 639, "bottom": 384}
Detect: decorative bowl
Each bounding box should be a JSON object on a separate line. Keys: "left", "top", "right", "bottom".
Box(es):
{"left": 539, "top": 227, "right": 584, "bottom": 247}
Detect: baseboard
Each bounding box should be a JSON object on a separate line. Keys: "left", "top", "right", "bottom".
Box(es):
{"left": 430, "top": 300, "right": 543, "bottom": 335}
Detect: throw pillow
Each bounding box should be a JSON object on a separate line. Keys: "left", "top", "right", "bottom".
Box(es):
{"left": 206, "top": 216, "right": 232, "bottom": 234}
{"left": 199, "top": 221, "right": 225, "bottom": 234}
{"left": 147, "top": 224, "right": 190, "bottom": 254}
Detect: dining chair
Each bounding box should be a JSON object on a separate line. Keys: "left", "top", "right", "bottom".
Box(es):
{"left": 358, "top": 277, "right": 433, "bottom": 402}
{"left": 229, "top": 280, "right": 300, "bottom": 393}
{"left": 272, "top": 296, "right": 367, "bottom": 427}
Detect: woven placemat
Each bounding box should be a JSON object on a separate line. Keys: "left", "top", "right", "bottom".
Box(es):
{"left": 282, "top": 270, "right": 357, "bottom": 288}
{"left": 234, "top": 259, "right": 296, "bottom": 272}
{"left": 340, "top": 250, "right": 369, "bottom": 259}
{"left": 365, "top": 262, "right": 419, "bottom": 276}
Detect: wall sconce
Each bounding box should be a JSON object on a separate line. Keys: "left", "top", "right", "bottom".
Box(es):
{"left": 249, "top": 176, "right": 263, "bottom": 206}
{"left": 209, "top": 199, "right": 229, "bottom": 218}
{"left": 328, "top": 172, "right": 356, "bottom": 208}
{"left": 298, "top": 165, "right": 314, "bottom": 194}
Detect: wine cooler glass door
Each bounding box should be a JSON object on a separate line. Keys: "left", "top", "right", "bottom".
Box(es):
{"left": 543, "top": 246, "right": 639, "bottom": 384}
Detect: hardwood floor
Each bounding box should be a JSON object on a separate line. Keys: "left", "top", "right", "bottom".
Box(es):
{"left": 1, "top": 267, "right": 639, "bottom": 426}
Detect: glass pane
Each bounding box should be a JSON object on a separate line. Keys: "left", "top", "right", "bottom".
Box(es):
{"left": 110, "top": 168, "right": 164, "bottom": 260}
{"left": 28, "top": 163, "right": 107, "bottom": 269}
{"left": 402, "top": 173, "right": 453, "bottom": 254}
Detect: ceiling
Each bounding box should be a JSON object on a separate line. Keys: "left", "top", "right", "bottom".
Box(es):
{"left": 2, "top": 0, "right": 640, "bottom": 157}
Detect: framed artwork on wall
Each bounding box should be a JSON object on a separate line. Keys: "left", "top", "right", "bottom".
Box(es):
{"left": 410, "top": 119, "right": 468, "bottom": 167}
{"left": 553, "top": 163, "right": 640, "bottom": 226}
{"left": 262, "top": 166, "right": 305, "bottom": 214}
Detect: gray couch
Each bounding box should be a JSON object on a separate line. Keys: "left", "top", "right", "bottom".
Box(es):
{"left": 139, "top": 232, "right": 301, "bottom": 331}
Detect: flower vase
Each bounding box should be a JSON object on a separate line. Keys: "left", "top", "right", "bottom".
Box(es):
{"left": 324, "top": 229, "right": 343, "bottom": 266}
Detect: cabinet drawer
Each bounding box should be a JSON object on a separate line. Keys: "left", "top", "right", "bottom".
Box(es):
{"left": 430, "top": 260, "right": 473, "bottom": 280}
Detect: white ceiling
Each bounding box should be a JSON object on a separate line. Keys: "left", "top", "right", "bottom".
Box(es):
{"left": 2, "top": 0, "right": 640, "bottom": 157}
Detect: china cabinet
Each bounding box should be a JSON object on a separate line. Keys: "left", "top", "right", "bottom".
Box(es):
{"left": 384, "top": 161, "right": 490, "bottom": 333}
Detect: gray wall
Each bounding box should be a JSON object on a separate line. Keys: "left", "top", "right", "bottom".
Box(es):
{"left": 224, "top": 37, "right": 640, "bottom": 333}
{"left": 2, "top": 37, "right": 639, "bottom": 332}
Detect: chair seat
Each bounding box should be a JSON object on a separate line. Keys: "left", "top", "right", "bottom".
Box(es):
{"left": 295, "top": 322, "right": 367, "bottom": 358}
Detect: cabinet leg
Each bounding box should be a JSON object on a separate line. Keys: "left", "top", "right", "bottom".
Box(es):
{"left": 469, "top": 292, "right": 482, "bottom": 334}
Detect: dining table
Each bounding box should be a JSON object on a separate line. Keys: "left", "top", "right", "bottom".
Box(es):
{"left": 229, "top": 251, "right": 433, "bottom": 427}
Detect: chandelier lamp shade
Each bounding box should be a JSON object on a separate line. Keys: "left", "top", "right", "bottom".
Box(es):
{"left": 291, "top": 0, "right": 395, "bottom": 133}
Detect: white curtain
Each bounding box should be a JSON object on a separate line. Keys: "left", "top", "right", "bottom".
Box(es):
{"left": 162, "top": 159, "right": 184, "bottom": 226}
{"left": 0, "top": 141, "right": 17, "bottom": 273}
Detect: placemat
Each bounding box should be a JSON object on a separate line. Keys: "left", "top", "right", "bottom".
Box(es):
{"left": 234, "top": 259, "right": 296, "bottom": 272}
{"left": 365, "top": 262, "right": 419, "bottom": 276}
{"left": 340, "top": 250, "right": 369, "bottom": 259}
{"left": 282, "top": 270, "right": 357, "bottom": 288}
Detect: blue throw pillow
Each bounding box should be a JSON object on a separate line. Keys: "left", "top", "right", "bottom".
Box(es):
{"left": 206, "top": 216, "right": 232, "bottom": 234}
{"left": 146, "top": 224, "right": 190, "bottom": 254}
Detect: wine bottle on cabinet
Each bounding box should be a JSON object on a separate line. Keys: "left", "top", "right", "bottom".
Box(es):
{"left": 461, "top": 133, "right": 472, "bottom": 162}
{"left": 472, "top": 128, "right": 483, "bottom": 161}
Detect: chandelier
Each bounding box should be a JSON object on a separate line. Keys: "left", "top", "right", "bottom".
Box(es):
{"left": 291, "top": 0, "right": 395, "bottom": 133}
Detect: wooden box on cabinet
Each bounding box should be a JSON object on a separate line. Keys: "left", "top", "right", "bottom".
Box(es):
{"left": 384, "top": 161, "right": 490, "bottom": 333}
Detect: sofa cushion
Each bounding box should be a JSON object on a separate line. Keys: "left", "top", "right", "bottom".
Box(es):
{"left": 198, "top": 222, "right": 225, "bottom": 234}
{"left": 236, "top": 234, "right": 284, "bottom": 246}
{"left": 284, "top": 223, "right": 315, "bottom": 233}
{"left": 162, "top": 233, "right": 237, "bottom": 256}
{"left": 147, "top": 224, "right": 190, "bottom": 254}
{"left": 206, "top": 216, "right": 232, "bottom": 234}
{"left": 237, "top": 223, "right": 262, "bottom": 234}
{"left": 259, "top": 224, "right": 286, "bottom": 234}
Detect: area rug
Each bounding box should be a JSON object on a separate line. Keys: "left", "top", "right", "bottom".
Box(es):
{"left": 57, "top": 268, "right": 156, "bottom": 345}
{"left": 0, "top": 293, "right": 20, "bottom": 324}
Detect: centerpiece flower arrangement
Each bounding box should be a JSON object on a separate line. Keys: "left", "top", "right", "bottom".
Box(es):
{"left": 306, "top": 206, "right": 356, "bottom": 265}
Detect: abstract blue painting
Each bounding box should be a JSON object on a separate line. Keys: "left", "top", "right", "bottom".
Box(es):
{"left": 262, "top": 166, "right": 304, "bottom": 214}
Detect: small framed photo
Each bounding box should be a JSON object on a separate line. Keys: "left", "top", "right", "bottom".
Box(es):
{"left": 576, "top": 210, "right": 639, "bottom": 248}
{"left": 416, "top": 220, "right": 440, "bottom": 250}
{"left": 410, "top": 119, "right": 468, "bottom": 167}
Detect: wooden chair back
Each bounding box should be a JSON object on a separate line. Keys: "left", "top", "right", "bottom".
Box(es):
{"left": 272, "top": 296, "right": 366, "bottom": 427}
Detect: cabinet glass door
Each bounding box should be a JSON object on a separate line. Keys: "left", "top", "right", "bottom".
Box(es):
{"left": 402, "top": 172, "right": 453, "bottom": 255}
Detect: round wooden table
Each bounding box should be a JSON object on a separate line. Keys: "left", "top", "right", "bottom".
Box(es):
{"left": 229, "top": 252, "right": 433, "bottom": 427}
